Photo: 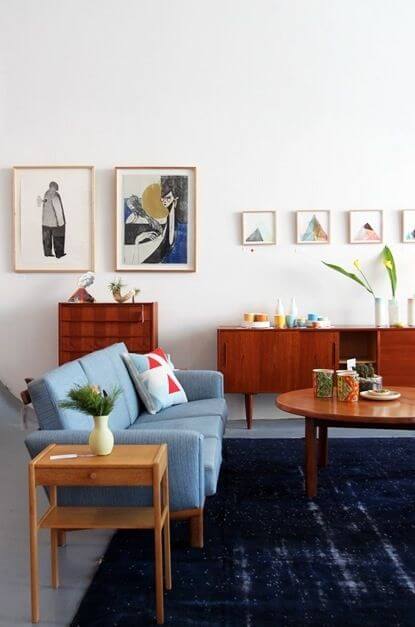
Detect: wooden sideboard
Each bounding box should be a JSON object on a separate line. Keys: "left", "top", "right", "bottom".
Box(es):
{"left": 217, "top": 326, "right": 415, "bottom": 428}
{"left": 59, "top": 302, "right": 158, "bottom": 365}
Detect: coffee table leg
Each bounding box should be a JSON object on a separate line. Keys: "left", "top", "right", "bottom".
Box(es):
{"left": 162, "top": 469, "right": 172, "bottom": 591}
{"left": 29, "top": 464, "right": 40, "bottom": 623}
{"left": 318, "top": 425, "right": 328, "bottom": 468}
{"left": 305, "top": 418, "right": 318, "bottom": 498}
{"left": 153, "top": 470, "right": 164, "bottom": 624}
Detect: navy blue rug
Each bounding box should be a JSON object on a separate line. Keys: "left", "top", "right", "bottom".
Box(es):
{"left": 71, "top": 438, "right": 415, "bottom": 626}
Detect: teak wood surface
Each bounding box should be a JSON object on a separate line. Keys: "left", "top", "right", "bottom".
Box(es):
{"left": 29, "top": 444, "right": 171, "bottom": 625}
{"left": 217, "top": 326, "right": 415, "bottom": 428}
{"left": 276, "top": 387, "right": 415, "bottom": 498}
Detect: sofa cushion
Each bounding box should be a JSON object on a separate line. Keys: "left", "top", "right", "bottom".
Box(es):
{"left": 123, "top": 348, "right": 187, "bottom": 415}
{"left": 29, "top": 361, "right": 91, "bottom": 430}
{"left": 129, "top": 415, "right": 224, "bottom": 441}
{"left": 79, "top": 344, "right": 134, "bottom": 430}
{"left": 137, "top": 398, "right": 228, "bottom": 426}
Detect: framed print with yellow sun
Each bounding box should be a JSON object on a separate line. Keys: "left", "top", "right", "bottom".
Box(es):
{"left": 115, "top": 166, "right": 196, "bottom": 271}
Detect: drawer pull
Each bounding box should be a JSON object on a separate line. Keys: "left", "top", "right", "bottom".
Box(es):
{"left": 89, "top": 472, "right": 97, "bottom": 480}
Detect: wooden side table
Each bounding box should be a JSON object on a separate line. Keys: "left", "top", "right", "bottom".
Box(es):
{"left": 29, "top": 444, "right": 171, "bottom": 624}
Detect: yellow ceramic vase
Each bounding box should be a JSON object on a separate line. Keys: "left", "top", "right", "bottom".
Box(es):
{"left": 89, "top": 416, "right": 114, "bottom": 456}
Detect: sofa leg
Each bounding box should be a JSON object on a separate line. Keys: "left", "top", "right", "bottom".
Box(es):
{"left": 190, "top": 510, "right": 204, "bottom": 548}
{"left": 57, "top": 530, "right": 66, "bottom": 547}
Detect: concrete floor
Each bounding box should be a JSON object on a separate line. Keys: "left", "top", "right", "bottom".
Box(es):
{"left": 1, "top": 397, "right": 413, "bottom": 627}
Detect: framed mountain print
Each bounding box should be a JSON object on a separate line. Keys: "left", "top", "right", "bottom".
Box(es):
{"left": 296, "top": 210, "right": 330, "bottom": 244}
{"left": 349, "top": 210, "right": 383, "bottom": 244}
{"left": 242, "top": 211, "right": 277, "bottom": 245}
{"left": 116, "top": 166, "right": 197, "bottom": 272}
{"left": 13, "top": 165, "right": 95, "bottom": 272}
{"left": 402, "top": 209, "right": 415, "bottom": 243}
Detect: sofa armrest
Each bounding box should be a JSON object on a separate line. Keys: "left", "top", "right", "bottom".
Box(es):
{"left": 25, "top": 429, "right": 205, "bottom": 510}
{"left": 175, "top": 370, "right": 224, "bottom": 401}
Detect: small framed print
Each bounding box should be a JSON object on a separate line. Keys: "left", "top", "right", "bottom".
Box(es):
{"left": 402, "top": 210, "right": 415, "bottom": 243}
{"left": 349, "top": 210, "right": 383, "bottom": 244}
{"left": 116, "top": 166, "right": 196, "bottom": 272}
{"left": 296, "top": 210, "right": 330, "bottom": 244}
{"left": 242, "top": 211, "right": 277, "bottom": 245}
{"left": 13, "top": 165, "right": 95, "bottom": 272}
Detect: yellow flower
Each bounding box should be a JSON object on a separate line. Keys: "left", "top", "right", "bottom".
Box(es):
{"left": 90, "top": 384, "right": 101, "bottom": 395}
{"left": 384, "top": 260, "right": 393, "bottom": 270}
{"left": 353, "top": 259, "right": 361, "bottom": 270}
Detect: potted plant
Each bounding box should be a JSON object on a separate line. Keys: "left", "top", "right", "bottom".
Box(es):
{"left": 382, "top": 246, "right": 401, "bottom": 326}
{"left": 354, "top": 363, "right": 382, "bottom": 392}
{"left": 60, "top": 384, "right": 122, "bottom": 455}
{"left": 108, "top": 277, "right": 140, "bottom": 304}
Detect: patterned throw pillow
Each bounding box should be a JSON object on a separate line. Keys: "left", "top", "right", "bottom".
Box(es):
{"left": 123, "top": 347, "right": 188, "bottom": 415}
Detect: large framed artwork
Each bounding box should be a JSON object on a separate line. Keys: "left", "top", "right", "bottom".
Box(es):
{"left": 402, "top": 209, "right": 415, "bottom": 243}
{"left": 13, "top": 165, "right": 95, "bottom": 272}
{"left": 349, "top": 210, "right": 383, "bottom": 244}
{"left": 296, "top": 210, "right": 330, "bottom": 244}
{"left": 115, "top": 166, "right": 196, "bottom": 272}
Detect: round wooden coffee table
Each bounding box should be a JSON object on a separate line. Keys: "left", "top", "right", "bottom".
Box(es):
{"left": 276, "top": 387, "right": 415, "bottom": 498}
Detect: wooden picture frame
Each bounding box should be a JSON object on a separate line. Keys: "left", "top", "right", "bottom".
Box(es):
{"left": 242, "top": 211, "right": 277, "bottom": 245}
{"left": 115, "top": 166, "right": 197, "bottom": 272}
{"left": 402, "top": 209, "right": 415, "bottom": 243}
{"left": 296, "top": 210, "right": 330, "bottom": 244}
{"left": 349, "top": 210, "right": 383, "bottom": 244}
{"left": 13, "top": 165, "right": 95, "bottom": 273}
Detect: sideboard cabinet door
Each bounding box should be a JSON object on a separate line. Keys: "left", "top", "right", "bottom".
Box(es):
{"left": 217, "top": 330, "right": 298, "bottom": 393}
{"left": 295, "top": 331, "right": 339, "bottom": 389}
{"left": 378, "top": 330, "right": 415, "bottom": 386}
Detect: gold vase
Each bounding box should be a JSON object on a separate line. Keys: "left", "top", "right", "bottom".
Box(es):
{"left": 89, "top": 416, "right": 114, "bottom": 456}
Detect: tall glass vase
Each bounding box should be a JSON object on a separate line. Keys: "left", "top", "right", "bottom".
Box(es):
{"left": 374, "top": 297, "right": 388, "bottom": 327}
{"left": 388, "top": 298, "right": 400, "bottom": 327}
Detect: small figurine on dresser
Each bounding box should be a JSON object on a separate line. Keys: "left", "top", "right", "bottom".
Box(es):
{"left": 108, "top": 277, "right": 140, "bottom": 303}
{"left": 68, "top": 272, "right": 95, "bottom": 303}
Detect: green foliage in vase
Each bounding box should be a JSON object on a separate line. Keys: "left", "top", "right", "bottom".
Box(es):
{"left": 355, "top": 363, "right": 375, "bottom": 379}
{"left": 322, "top": 259, "right": 375, "bottom": 296}
{"left": 59, "top": 384, "right": 122, "bottom": 416}
{"left": 108, "top": 277, "right": 125, "bottom": 295}
{"left": 382, "top": 245, "right": 397, "bottom": 298}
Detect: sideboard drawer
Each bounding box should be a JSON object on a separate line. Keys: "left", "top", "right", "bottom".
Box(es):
{"left": 36, "top": 467, "right": 153, "bottom": 487}
{"left": 60, "top": 304, "right": 150, "bottom": 323}
{"left": 60, "top": 320, "right": 151, "bottom": 338}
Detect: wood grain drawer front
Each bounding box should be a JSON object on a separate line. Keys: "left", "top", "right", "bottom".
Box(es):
{"left": 61, "top": 336, "right": 152, "bottom": 352}
{"left": 60, "top": 320, "right": 151, "bottom": 338}
{"left": 36, "top": 467, "right": 153, "bottom": 487}
{"left": 60, "top": 304, "right": 153, "bottom": 323}
{"left": 379, "top": 330, "right": 415, "bottom": 386}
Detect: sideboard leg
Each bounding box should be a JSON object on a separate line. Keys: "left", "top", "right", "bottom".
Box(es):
{"left": 318, "top": 425, "right": 328, "bottom": 468}
{"left": 305, "top": 418, "right": 318, "bottom": 498}
{"left": 244, "top": 394, "right": 253, "bottom": 429}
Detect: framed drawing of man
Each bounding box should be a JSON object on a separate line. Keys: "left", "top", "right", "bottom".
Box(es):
{"left": 115, "top": 166, "right": 197, "bottom": 272}
{"left": 13, "top": 165, "right": 95, "bottom": 272}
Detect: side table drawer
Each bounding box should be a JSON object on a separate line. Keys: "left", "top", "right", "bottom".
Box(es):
{"left": 36, "top": 467, "right": 153, "bottom": 486}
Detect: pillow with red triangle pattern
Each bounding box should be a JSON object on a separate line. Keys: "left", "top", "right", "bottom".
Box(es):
{"left": 123, "top": 347, "right": 188, "bottom": 415}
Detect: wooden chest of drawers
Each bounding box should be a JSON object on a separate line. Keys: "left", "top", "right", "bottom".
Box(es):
{"left": 58, "top": 302, "right": 158, "bottom": 364}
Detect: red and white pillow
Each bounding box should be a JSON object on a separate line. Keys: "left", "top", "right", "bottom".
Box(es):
{"left": 123, "top": 347, "right": 187, "bottom": 415}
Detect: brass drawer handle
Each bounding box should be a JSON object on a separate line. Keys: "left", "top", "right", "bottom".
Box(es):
{"left": 89, "top": 472, "right": 97, "bottom": 480}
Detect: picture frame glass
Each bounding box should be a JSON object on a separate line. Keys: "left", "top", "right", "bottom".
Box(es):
{"left": 116, "top": 167, "right": 196, "bottom": 271}
{"left": 242, "top": 211, "right": 276, "bottom": 245}
{"left": 350, "top": 211, "right": 383, "bottom": 244}
{"left": 402, "top": 210, "right": 415, "bottom": 243}
{"left": 297, "top": 211, "right": 330, "bottom": 244}
{"left": 14, "top": 167, "right": 94, "bottom": 272}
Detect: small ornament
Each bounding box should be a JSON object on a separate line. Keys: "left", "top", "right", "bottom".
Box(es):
{"left": 68, "top": 272, "right": 95, "bottom": 303}
{"left": 289, "top": 297, "right": 298, "bottom": 318}
{"left": 275, "top": 298, "right": 285, "bottom": 316}
{"left": 108, "top": 277, "right": 140, "bottom": 303}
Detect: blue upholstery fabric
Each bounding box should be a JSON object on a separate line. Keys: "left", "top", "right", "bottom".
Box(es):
{"left": 79, "top": 346, "right": 133, "bottom": 430}
{"left": 25, "top": 429, "right": 205, "bottom": 511}
{"left": 203, "top": 437, "right": 222, "bottom": 495}
{"left": 28, "top": 361, "right": 91, "bottom": 430}
{"left": 137, "top": 398, "right": 228, "bottom": 426}
{"left": 130, "top": 415, "right": 224, "bottom": 440}
{"left": 174, "top": 370, "right": 224, "bottom": 401}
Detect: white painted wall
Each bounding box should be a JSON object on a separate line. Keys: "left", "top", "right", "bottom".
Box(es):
{"left": 1, "top": 0, "right": 415, "bottom": 419}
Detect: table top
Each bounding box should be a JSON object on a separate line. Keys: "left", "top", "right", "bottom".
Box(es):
{"left": 277, "top": 387, "right": 415, "bottom": 425}
{"left": 32, "top": 444, "right": 166, "bottom": 469}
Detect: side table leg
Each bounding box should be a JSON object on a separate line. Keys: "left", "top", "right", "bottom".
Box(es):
{"left": 305, "top": 418, "right": 318, "bottom": 498}
{"left": 162, "top": 469, "right": 172, "bottom": 591}
{"left": 153, "top": 469, "right": 164, "bottom": 624}
{"left": 29, "top": 465, "right": 40, "bottom": 623}
{"left": 49, "top": 486, "right": 59, "bottom": 588}
{"left": 318, "top": 425, "right": 328, "bottom": 468}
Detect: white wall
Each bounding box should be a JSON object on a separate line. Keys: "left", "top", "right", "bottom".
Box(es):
{"left": 1, "top": 0, "right": 415, "bottom": 419}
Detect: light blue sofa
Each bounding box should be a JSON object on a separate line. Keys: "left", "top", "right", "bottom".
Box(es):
{"left": 24, "top": 342, "right": 228, "bottom": 546}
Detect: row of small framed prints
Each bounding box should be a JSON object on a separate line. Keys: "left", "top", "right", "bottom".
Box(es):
{"left": 242, "top": 209, "right": 415, "bottom": 246}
